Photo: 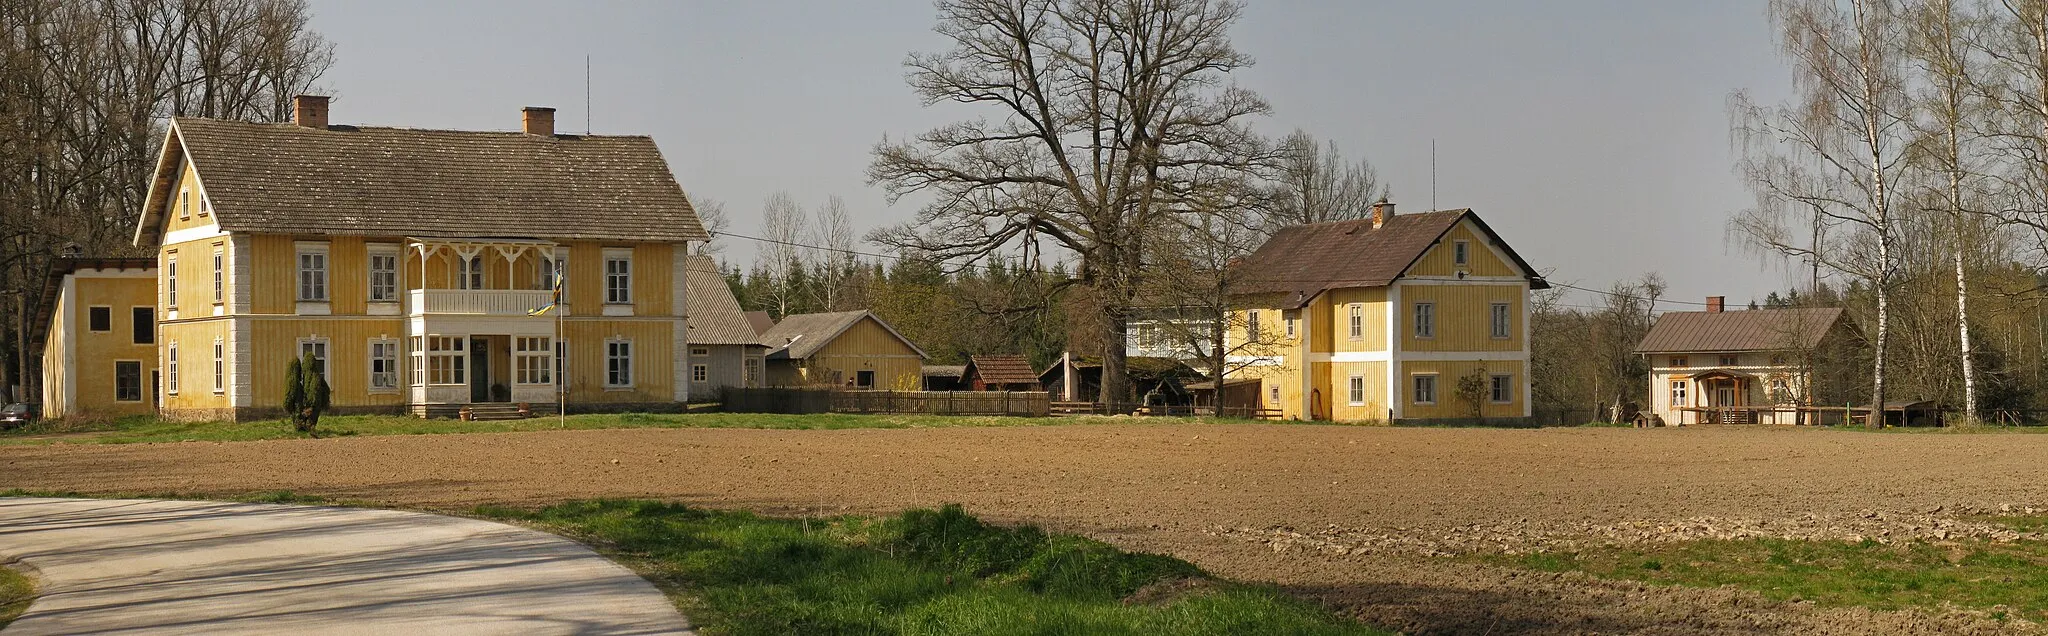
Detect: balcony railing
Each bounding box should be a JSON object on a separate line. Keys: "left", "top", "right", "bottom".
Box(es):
{"left": 410, "top": 289, "right": 556, "bottom": 316}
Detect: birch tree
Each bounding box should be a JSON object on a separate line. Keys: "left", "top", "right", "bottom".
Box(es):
{"left": 756, "top": 192, "right": 807, "bottom": 317}
{"left": 1906, "top": 0, "right": 1985, "bottom": 420}
{"left": 1732, "top": 0, "right": 1911, "bottom": 427}
{"left": 870, "top": 0, "right": 1269, "bottom": 408}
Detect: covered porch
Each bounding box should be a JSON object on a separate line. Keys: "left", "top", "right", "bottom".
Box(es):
{"left": 403, "top": 238, "right": 563, "bottom": 418}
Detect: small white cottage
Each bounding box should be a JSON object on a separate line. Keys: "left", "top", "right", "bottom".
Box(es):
{"left": 1635, "top": 298, "right": 1846, "bottom": 426}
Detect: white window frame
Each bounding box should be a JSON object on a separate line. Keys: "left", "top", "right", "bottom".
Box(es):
{"left": 515, "top": 336, "right": 553, "bottom": 386}
{"left": 1246, "top": 310, "right": 1261, "bottom": 344}
{"left": 1490, "top": 374, "right": 1513, "bottom": 404}
{"left": 297, "top": 337, "right": 330, "bottom": 383}
{"left": 1453, "top": 240, "right": 1469, "bottom": 267}
{"left": 368, "top": 245, "right": 400, "bottom": 303}
{"left": 1348, "top": 303, "right": 1364, "bottom": 340}
{"left": 1412, "top": 374, "right": 1438, "bottom": 405}
{"left": 1670, "top": 380, "right": 1688, "bottom": 407}
{"left": 692, "top": 364, "right": 709, "bottom": 383}
{"left": 604, "top": 248, "right": 633, "bottom": 304}
{"left": 555, "top": 339, "right": 569, "bottom": 393}
{"left": 691, "top": 346, "right": 710, "bottom": 357}
{"left": 1284, "top": 310, "right": 1297, "bottom": 339}
{"left": 1413, "top": 302, "right": 1435, "bottom": 339}
{"left": 210, "top": 245, "right": 225, "bottom": 306}
{"left": 1268, "top": 384, "right": 1280, "bottom": 405}
{"left": 1670, "top": 356, "right": 1688, "bottom": 368}
{"left": 427, "top": 336, "right": 467, "bottom": 386}
{"left": 211, "top": 337, "right": 225, "bottom": 394}
{"left": 179, "top": 187, "right": 191, "bottom": 220}
{"left": 1490, "top": 302, "right": 1511, "bottom": 340}
{"left": 458, "top": 255, "right": 485, "bottom": 290}
{"left": 605, "top": 338, "right": 634, "bottom": 388}
{"left": 165, "top": 253, "right": 178, "bottom": 308}
{"left": 296, "top": 243, "right": 329, "bottom": 302}
{"left": 744, "top": 358, "right": 761, "bottom": 387}
{"left": 368, "top": 338, "right": 400, "bottom": 392}
{"left": 1348, "top": 375, "right": 1365, "bottom": 406}
{"left": 166, "top": 342, "right": 181, "bottom": 395}
{"left": 410, "top": 336, "right": 426, "bottom": 387}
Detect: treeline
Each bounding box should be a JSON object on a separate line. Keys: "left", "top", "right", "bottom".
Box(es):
{"left": 0, "top": 0, "right": 332, "bottom": 400}
{"left": 1724, "top": 0, "right": 2048, "bottom": 423}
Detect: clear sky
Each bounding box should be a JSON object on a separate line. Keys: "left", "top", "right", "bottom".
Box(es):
{"left": 306, "top": 0, "right": 1797, "bottom": 311}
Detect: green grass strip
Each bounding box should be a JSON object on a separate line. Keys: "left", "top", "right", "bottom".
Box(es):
{"left": 0, "top": 563, "right": 34, "bottom": 628}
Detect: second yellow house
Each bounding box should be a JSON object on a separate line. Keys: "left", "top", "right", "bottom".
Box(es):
{"left": 1226, "top": 203, "right": 1546, "bottom": 423}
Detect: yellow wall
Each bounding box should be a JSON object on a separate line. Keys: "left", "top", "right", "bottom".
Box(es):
{"left": 1406, "top": 220, "right": 1521, "bottom": 278}
{"left": 769, "top": 316, "right": 924, "bottom": 390}
{"left": 561, "top": 319, "right": 677, "bottom": 403}
{"left": 248, "top": 318, "right": 409, "bottom": 408}
{"left": 1397, "top": 359, "right": 1526, "bottom": 419}
{"left": 160, "top": 236, "right": 228, "bottom": 317}
{"left": 1327, "top": 287, "right": 1388, "bottom": 353}
{"left": 1400, "top": 283, "right": 1524, "bottom": 352}
{"left": 1329, "top": 360, "right": 1391, "bottom": 421}
{"left": 163, "top": 157, "right": 217, "bottom": 234}
{"left": 162, "top": 319, "right": 230, "bottom": 411}
{"left": 60, "top": 274, "right": 159, "bottom": 418}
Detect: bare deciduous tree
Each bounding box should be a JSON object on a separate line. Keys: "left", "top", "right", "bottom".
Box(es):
{"left": 869, "top": 0, "right": 1270, "bottom": 408}
{"left": 756, "top": 192, "right": 807, "bottom": 317}
{"left": 1267, "top": 130, "right": 1387, "bottom": 230}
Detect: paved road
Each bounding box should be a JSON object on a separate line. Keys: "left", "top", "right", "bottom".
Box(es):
{"left": 0, "top": 497, "right": 690, "bottom": 635}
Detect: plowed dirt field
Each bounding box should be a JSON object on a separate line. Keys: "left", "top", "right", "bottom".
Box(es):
{"left": 3, "top": 423, "right": 2043, "bottom": 634}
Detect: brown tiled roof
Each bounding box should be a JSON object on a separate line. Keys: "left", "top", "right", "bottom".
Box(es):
{"left": 743, "top": 311, "right": 776, "bottom": 335}
{"left": 139, "top": 117, "right": 708, "bottom": 245}
{"left": 1232, "top": 209, "right": 1546, "bottom": 308}
{"left": 684, "top": 255, "right": 761, "bottom": 346}
{"left": 966, "top": 355, "right": 1040, "bottom": 385}
{"left": 760, "top": 310, "right": 927, "bottom": 360}
{"left": 1635, "top": 307, "right": 1846, "bottom": 353}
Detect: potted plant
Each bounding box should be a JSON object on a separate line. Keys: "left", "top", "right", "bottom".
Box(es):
{"left": 516, "top": 402, "right": 531, "bottom": 417}
{"left": 458, "top": 406, "right": 474, "bottom": 421}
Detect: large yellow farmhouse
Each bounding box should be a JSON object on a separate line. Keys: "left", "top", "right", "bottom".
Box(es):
{"left": 1226, "top": 203, "right": 1546, "bottom": 423}
{"left": 133, "top": 96, "right": 708, "bottom": 420}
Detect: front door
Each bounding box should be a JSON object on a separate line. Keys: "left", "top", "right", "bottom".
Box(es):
{"left": 470, "top": 337, "right": 490, "bottom": 402}
{"left": 1712, "top": 381, "right": 1737, "bottom": 407}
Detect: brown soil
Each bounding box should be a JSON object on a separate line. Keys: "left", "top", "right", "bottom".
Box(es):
{"left": 3, "top": 423, "right": 2045, "bottom": 634}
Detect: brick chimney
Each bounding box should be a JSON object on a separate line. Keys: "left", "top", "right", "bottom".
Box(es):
{"left": 522, "top": 106, "right": 556, "bottom": 136}
{"left": 1706, "top": 296, "right": 1725, "bottom": 313}
{"left": 1369, "top": 200, "right": 1395, "bottom": 229}
{"left": 292, "top": 95, "right": 329, "bottom": 129}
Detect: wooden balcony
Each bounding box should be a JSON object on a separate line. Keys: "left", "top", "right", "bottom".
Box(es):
{"left": 409, "top": 289, "right": 557, "bottom": 316}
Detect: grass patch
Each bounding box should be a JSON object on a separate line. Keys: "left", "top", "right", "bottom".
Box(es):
{"left": 0, "top": 412, "right": 1290, "bottom": 446}
{"left": 476, "top": 500, "right": 1384, "bottom": 636}
{"left": 1479, "top": 536, "right": 2048, "bottom": 621}
{"left": 0, "top": 563, "right": 33, "bottom": 628}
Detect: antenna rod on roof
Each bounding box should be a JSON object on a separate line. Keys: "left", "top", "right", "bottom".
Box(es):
{"left": 1431, "top": 139, "right": 1437, "bottom": 212}
{"left": 585, "top": 55, "right": 592, "bottom": 135}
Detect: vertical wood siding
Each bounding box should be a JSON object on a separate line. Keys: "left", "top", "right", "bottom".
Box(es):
{"left": 249, "top": 319, "right": 409, "bottom": 408}
{"left": 162, "top": 319, "right": 230, "bottom": 411}
{"left": 1405, "top": 221, "right": 1522, "bottom": 277}
{"left": 561, "top": 319, "right": 676, "bottom": 403}
{"left": 1400, "top": 283, "right": 1524, "bottom": 352}
{"left": 1397, "top": 359, "right": 1526, "bottom": 419}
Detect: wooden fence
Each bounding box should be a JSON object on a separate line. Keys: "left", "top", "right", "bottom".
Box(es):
{"left": 1050, "top": 401, "right": 1282, "bottom": 419}
{"left": 723, "top": 388, "right": 1050, "bottom": 417}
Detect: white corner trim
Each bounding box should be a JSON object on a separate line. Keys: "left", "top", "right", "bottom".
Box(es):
{"left": 1387, "top": 281, "right": 1402, "bottom": 420}
{"left": 228, "top": 235, "right": 253, "bottom": 314}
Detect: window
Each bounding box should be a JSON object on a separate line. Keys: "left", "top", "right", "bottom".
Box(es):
{"left": 211, "top": 245, "right": 224, "bottom": 305}
{"left": 1413, "top": 302, "right": 1435, "bottom": 339}
{"left": 606, "top": 339, "right": 633, "bottom": 387}
{"left": 744, "top": 358, "right": 761, "bottom": 386}
{"left": 540, "top": 251, "right": 569, "bottom": 295}
{"left": 605, "top": 252, "right": 633, "bottom": 304}
{"left": 297, "top": 249, "right": 328, "bottom": 301}
{"left": 298, "top": 338, "right": 329, "bottom": 382}
{"left": 1413, "top": 375, "right": 1438, "bottom": 405}
{"left": 369, "top": 250, "right": 399, "bottom": 302}
{"left": 1136, "top": 323, "right": 1157, "bottom": 349}
{"left": 428, "top": 336, "right": 466, "bottom": 385}
{"left": 1490, "top": 303, "right": 1511, "bottom": 339}
{"left": 1284, "top": 310, "right": 1297, "bottom": 339}
{"left": 1247, "top": 310, "right": 1261, "bottom": 344}
{"left": 410, "top": 336, "right": 425, "bottom": 387}
{"left": 166, "top": 253, "right": 178, "bottom": 307}
{"left": 212, "top": 337, "right": 224, "bottom": 393}
{"left": 1670, "top": 381, "right": 1688, "bottom": 407}
{"left": 1490, "top": 374, "right": 1513, "bottom": 403}
{"left": 179, "top": 188, "right": 191, "bottom": 220}
{"left": 555, "top": 340, "right": 568, "bottom": 391}
{"left": 369, "top": 339, "right": 400, "bottom": 391}
{"left": 88, "top": 306, "right": 112, "bottom": 332}
{"left": 132, "top": 307, "right": 154, "bottom": 344}
{"left": 693, "top": 364, "right": 709, "bottom": 383}
{"left": 1453, "top": 240, "right": 1469, "bottom": 267}
{"left": 856, "top": 369, "right": 876, "bottom": 389}
{"left": 1670, "top": 356, "right": 1688, "bottom": 368}
{"left": 1348, "top": 303, "right": 1364, "bottom": 340}
{"left": 1348, "top": 376, "right": 1365, "bottom": 406}
{"left": 1269, "top": 385, "right": 1280, "bottom": 404}
{"left": 199, "top": 193, "right": 209, "bottom": 216}
{"left": 115, "top": 361, "right": 142, "bottom": 402}
{"left": 1719, "top": 355, "right": 1740, "bottom": 367}
{"left": 691, "top": 347, "right": 710, "bottom": 357}
{"left": 459, "top": 255, "right": 485, "bottom": 290}
{"left": 167, "top": 342, "right": 180, "bottom": 395}
{"left": 516, "top": 337, "right": 552, "bottom": 385}
{"left": 1770, "top": 354, "right": 1788, "bottom": 365}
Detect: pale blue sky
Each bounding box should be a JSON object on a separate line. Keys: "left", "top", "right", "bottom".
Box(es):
{"left": 307, "top": 0, "right": 1794, "bottom": 309}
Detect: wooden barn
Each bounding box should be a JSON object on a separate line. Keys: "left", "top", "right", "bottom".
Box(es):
{"left": 963, "top": 355, "right": 1042, "bottom": 391}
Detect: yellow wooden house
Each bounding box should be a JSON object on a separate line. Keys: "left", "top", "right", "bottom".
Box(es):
{"left": 757, "top": 310, "right": 927, "bottom": 390}
{"left": 31, "top": 258, "right": 161, "bottom": 420}
{"left": 133, "top": 96, "right": 709, "bottom": 420}
{"left": 1225, "top": 203, "right": 1546, "bottom": 423}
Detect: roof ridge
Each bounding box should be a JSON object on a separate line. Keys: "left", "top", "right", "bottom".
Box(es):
{"left": 173, "top": 116, "right": 653, "bottom": 140}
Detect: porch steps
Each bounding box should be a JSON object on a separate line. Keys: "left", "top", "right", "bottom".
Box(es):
{"left": 409, "top": 403, "right": 556, "bottom": 421}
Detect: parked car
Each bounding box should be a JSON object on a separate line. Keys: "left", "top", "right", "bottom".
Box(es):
{"left": 0, "top": 403, "right": 35, "bottom": 430}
